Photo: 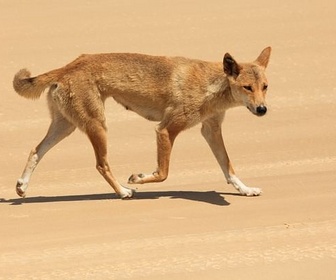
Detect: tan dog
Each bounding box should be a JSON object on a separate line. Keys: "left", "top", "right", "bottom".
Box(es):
{"left": 13, "top": 47, "right": 271, "bottom": 199}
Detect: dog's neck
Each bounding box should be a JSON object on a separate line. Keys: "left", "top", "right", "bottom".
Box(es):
{"left": 203, "top": 71, "right": 242, "bottom": 114}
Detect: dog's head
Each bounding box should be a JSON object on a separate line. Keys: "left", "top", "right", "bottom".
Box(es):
{"left": 223, "top": 47, "right": 271, "bottom": 116}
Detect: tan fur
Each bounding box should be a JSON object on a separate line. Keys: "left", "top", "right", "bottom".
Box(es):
{"left": 13, "top": 47, "right": 271, "bottom": 199}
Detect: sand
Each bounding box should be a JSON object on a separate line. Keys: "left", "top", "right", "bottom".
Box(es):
{"left": 1, "top": 1, "right": 336, "bottom": 279}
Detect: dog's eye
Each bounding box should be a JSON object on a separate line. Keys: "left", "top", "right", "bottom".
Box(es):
{"left": 243, "top": 85, "right": 253, "bottom": 92}
{"left": 263, "top": 84, "right": 268, "bottom": 91}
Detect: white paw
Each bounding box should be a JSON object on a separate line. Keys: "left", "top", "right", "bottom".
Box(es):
{"left": 228, "top": 176, "right": 262, "bottom": 196}
{"left": 16, "top": 179, "right": 27, "bottom": 198}
{"left": 119, "top": 185, "right": 136, "bottom": 199}
{"left": 240, "top": 186, "right": 262, "bottom": 196}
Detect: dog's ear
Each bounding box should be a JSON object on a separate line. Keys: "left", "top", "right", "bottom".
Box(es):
{"left": 223, "top": 53, "right": 241, "bottom": 78}
{"left": 255, "top": 46, "right": 271, "bottom": 68}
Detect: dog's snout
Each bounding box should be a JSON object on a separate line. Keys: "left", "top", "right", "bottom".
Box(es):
{"left": 256, "top": 105, "right": 267, "bottom": 116}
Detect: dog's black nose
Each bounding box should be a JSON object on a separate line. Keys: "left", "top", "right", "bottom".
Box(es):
{"left": 256, "top": 105, "right": 267, "bottom": 116}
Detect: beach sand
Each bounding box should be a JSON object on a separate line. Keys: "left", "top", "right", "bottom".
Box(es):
{"left": 1, "top": 1, "right": 336, "bottom": 279}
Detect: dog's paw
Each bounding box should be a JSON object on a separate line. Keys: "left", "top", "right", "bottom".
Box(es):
{"left": 16, "top": 179, "right": 27, "bottom": 198}
{"left": 128, "top": 173, "right": 145, "bottom": 184}
{"left": 241, "top": 187, "right": 262, "bottom": 196}
{"left": 228, "top": 176, "right": 262, "bottom": 197}
{"left": 119, "top": 185, "right": 136, "bottom": 199}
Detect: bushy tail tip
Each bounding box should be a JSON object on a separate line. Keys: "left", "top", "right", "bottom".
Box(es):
{"left": 13, "top": 69, "right": 42, "bottom": 99}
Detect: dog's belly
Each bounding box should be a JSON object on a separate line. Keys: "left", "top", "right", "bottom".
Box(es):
{"left": 126, "top": 105, "right": 163, "bottom": 121}
{"left": 112, "top": 94, "right": 165, "bottom": 122}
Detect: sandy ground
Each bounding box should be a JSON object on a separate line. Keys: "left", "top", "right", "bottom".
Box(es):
{"left": 1, "top": 1, "right": 336, "bottom": 279}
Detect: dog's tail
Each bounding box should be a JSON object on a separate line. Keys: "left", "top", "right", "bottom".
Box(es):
{"left": 13, "top": 69, "right": 58, "bottom": 100}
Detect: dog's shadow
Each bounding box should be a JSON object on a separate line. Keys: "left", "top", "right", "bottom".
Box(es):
{"left": 0, "top": 190, "right": 233, "bottom": 206}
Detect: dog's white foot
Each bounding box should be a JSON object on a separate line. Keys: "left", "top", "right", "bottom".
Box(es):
{"left": 240, "top": 186, "right": 262, "bottom": 196}
{"left": 228, "top": 175, "right": 262, "bottom": 196}
{"left": 16, "top": 179, "right": 27, "bottom": 198}
{"left": 119, "top": 185, "right": 136, "bottom": 199}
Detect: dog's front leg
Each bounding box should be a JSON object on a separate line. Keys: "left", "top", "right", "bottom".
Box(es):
{"left": 201, "top": 115, "right": 261, "bottom": 196}
{"left": 128, "top": 125, "right": 179, "bottom": 184}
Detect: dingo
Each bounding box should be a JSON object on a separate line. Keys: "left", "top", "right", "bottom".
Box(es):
{"left": 13, "top": 47, "right": 271, "bottom": 199}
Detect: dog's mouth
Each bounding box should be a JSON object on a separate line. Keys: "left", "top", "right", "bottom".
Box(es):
{"left": 247, "top": 105, "right": 267, "bottom": 117}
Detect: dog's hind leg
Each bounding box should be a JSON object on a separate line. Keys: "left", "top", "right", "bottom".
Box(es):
{"left": 86, "top": 121, "right": 134, "bottom": 199}
{"left": 16, "top": 114, "right": 76, "bottom": 197}
{"left": 201, "top": 114, "right": 262, "bottom": 196}
{"left": 128, "top": 124, "right": 180, "bottom": 184}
